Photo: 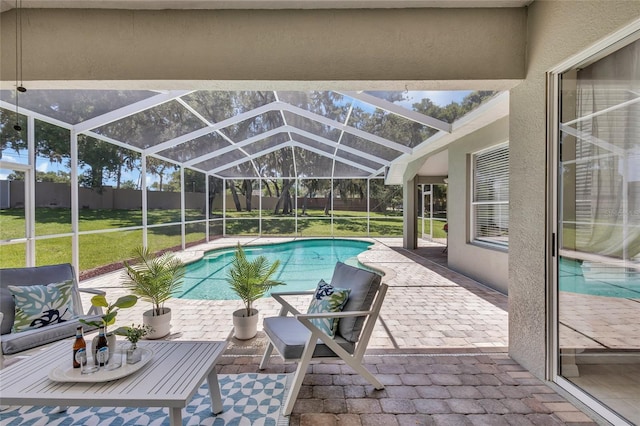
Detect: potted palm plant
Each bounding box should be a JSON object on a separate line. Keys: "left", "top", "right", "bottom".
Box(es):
{"left": 122, "top": 246, "right": 185, "bottom": 339}
{"left": 227, "top": 243, "right": 284, "bottom": 339}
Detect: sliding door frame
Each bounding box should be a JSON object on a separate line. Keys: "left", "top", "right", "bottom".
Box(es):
{"left": 547, "top": 19, "right": 640, "bottom": 426}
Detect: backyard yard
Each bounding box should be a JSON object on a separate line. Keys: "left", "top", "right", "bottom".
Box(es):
{"left": 0, "top": 207, "right": 432, "bottom": 273}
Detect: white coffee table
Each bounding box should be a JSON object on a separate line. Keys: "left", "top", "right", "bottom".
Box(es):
{"left": 0, "top": 340, "right": 228, "bottom": 426}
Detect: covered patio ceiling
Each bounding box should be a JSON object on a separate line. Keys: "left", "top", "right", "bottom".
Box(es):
{"left": 0, "top": 89, "right": 506, "bottom": 181}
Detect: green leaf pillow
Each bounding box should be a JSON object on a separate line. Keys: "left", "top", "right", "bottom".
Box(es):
{"left": 9, "top": 280, "right": 76, "bottom": 333}
{"left": 307, "top": 279, "right": 350, "bottom": 337}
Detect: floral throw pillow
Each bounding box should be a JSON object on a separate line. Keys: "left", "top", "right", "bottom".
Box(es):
{"left": 9, "top": 280, "right": 76, "bottom": 333}
{"left": 307, "top": 279, "right": 350, "bottom": 337}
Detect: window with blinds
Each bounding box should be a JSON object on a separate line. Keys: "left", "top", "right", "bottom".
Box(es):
{"left": 471, "top": 143, "right": 509, "bottom": 246}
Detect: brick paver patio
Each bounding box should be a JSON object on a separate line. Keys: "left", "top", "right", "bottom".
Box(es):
{"left": 71, "top": 237, "right": 600, "bottom": 425}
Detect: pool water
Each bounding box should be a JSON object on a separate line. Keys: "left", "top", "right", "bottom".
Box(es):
{"left": 559, "top": 257, "right": 640, "bottom": 298}
{"left": 178, "top": 239, "right": 374, "bottom": 300}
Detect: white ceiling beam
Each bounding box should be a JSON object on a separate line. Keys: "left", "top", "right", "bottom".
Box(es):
{"left": 185, "top": 127, "right": 285, "bottom": 167}
{"left": 145, "top": 151, "right": 192, "bottom": 168}
{"left": 278, "top": 103, "right": 412, "bottom": 154}
{"left": 146, "top": 101, "right": 278, "bottom": 154}
{"left": 290, "top": 141, "right": 377, "bottom": 174}
{"left": 338, "top": 90, "right": 452, "bottom": 133}
{"left": 0, "top": 100, "right": 73, "bottom": 130}
{"left": 26, "top": 91, "right": 410, "bottom": 167}
{"left": 74, "top": 90, "right": 194, "bottom": 133}
{"left": 185, "top": 124, "right": 388, "bottom": 171}
{"left": 210, "top": 140, "right": 377, "bottom": 177}
{"left": 287, "top": 127, "right": 388, "bottom": 166}
{"left": 84, "top": 130, "right": 144, "bottom": 153}
{"left": 176, "top": 98, "right": 213, "bottom": 126}
{"left": 83, "top": 129, "right": 208, "bottom": 175}
{"left": 208, "top": 143, "right": 290, "bottom": 175}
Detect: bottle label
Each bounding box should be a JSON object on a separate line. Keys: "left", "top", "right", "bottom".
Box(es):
{"left": 75, "top": 348, "right": 87, "bottom": 366}
{"left": 96, "top": 346, "right": 109, "bottom": 365}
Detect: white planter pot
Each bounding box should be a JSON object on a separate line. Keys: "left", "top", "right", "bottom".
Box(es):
{"left": 232, "top": 308, "right": 259, "bottom": 340}
{"left": 143, "top": 307, "right": 171, "bottom": 339}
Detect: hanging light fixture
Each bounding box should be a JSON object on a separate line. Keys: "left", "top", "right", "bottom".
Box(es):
{"left": 13, "top": 0, "right": 26, "bottom": 132}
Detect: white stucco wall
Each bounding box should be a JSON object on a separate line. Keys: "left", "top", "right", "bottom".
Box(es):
{"left": 447, "top": 116, "right": 509, "bottom": 295}
{"left": 509, "top": 1, "right": 640, "bottom": 379}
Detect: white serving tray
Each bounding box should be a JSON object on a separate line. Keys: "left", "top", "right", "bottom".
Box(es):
{"left": 48, "top": 347, "right": 153, "bottom": 383}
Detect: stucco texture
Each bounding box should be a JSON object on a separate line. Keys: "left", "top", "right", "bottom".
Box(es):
{"left": 447, "top": 116, "right": 509, "bottom": 295}
{"left": 0, "top": 8, "right": 526, "bottom": 86}
{"left": 509, "top": 1, "right": 640, "bottom": 379}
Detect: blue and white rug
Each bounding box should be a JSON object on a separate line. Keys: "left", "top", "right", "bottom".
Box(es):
{"left": 0, "top": 373, "right": 291, "bottom": 425}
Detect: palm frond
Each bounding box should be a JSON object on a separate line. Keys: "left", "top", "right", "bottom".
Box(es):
{"left": 123, "top": 246, "right": 185, "bottom": 315}
{"left": 226, "top": 243, "right": 284, "bottom": 315}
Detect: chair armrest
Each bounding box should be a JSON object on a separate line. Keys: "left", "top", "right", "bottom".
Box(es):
{"left": 271, "top": 291, "right": 314, "bottom": 316}
{"left": 79, "top": 288, "right": 106, "bottom": 296}
{"left": 271, "top": 290, "right": 315, "bottom": 296}
{"left": 294, "top": 310, "right": 373, "bottom": 320}
{"left": 78, "top": 288, "right": 106, "bottom": 315}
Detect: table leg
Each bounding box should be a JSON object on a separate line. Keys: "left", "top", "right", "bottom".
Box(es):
{"left": 169, "top": 407, "right": 182, "bottom": 426}
{"left": 206, "top": 369, "right": 223, "bottom": 414}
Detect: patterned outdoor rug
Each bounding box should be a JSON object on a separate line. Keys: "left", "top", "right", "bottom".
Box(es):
{"left": 0, "top": 373, "right": 291, "bottom": 425}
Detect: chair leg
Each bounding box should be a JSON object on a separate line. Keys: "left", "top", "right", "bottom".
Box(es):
{"left": 350, "top": 361, "right": 384, "bottom": 390}
{"left": 259, "top": 342, "right": 274, "bottom": 370}
{"left": 282, "top": 340, "right": 317, "bottom": 415}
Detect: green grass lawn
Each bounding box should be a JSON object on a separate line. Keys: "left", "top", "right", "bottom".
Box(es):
{"left": 0, "top": 207, "right": 427, "bottom": 272}
{"left": 0, "top": 208, "right": 208, "bottom": 271}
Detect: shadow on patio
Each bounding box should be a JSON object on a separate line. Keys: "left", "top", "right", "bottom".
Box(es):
{"left": 70, "top": 237, "right": 596, "bottom": 425}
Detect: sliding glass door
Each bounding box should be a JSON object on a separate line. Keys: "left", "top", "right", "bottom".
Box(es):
{"left": 555, "top": 35, "right": 640, "bottom": 425}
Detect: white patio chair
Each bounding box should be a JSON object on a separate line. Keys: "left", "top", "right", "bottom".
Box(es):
{"left": 259, "top": 262, "right": 388, "bottom": 415}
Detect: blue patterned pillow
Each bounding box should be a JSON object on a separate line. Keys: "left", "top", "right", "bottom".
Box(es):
{"left": 307, "top": 279, "right": 350, "bottom": 337}
{"left": 9, "top": 280, "right": 76, "bottom": 333}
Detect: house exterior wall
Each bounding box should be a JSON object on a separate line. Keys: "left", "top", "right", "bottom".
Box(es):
{"left": 447, "top": 116, "right": 509, "bottom": 295}
{"left": 0, "top": 8, "right": 525, "bottom": 88}
{"left": 509, "top": 1, "right": 640, "bottom": 379}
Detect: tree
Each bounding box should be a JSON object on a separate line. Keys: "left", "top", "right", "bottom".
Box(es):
{"left": 242, "top": 179, "right": 253, "bottom": 212}
{"left": 146, "top": 157, "right": 177, "bottom": 192}
{"left": 120, "top": 180, "right": 138, "bottom": 190}
{"left": 228, "top": 180, "right": 243, "bottom": 212}
{"left": 78, "top": 136, "right": 122, "bottom": 189}
{"left": 300, "top": 179, "right": 330, "bottom": 215}
{"left": 208, "top": 176, "right": 224, "bottom": 216}
{"left": 413, "top": 91, "right": 497, "bottom": 123}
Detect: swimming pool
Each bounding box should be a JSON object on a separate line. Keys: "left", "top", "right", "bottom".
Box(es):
{"left": 178, "top": 239, "right": 374, "bottom": 300}
{"left": 559, "top": 257, "right": 640, "bottom": 298}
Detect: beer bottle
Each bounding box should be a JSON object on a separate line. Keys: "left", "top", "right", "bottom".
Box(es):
{"left": 73, "top": 326, "right": 87, "bottom": 368}
{"left": 95, "top": 326, "right": 109, "bottom": 367}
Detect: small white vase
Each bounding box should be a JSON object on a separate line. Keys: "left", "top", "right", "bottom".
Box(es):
{"left": 232, "top": 308, "right": 259, "bottom": 340}
{"left": 143, "top": 307, "right": 171, "bottom": 339}
{"left": 126, "top": 344, "right": 143, "bottom": 364}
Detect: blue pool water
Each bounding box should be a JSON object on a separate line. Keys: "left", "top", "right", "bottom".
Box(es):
{"left": 178, "top": 239, "right": 374, "bottom": 300}
{"left": 559, "top": 257, "right": 640, "bottom": 298}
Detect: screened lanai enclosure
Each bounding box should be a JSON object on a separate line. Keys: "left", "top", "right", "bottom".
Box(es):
{"left": 0, "top": 89, "right": 493, "bottom": 273}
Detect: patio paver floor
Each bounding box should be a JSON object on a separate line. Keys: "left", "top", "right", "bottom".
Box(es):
{"left": 70, "top": 237, "right": 600, "bottom": 425}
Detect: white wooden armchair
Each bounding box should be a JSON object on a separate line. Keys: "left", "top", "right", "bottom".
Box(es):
{"left": 259, "top": 262, "right": 388, "bottom": 415}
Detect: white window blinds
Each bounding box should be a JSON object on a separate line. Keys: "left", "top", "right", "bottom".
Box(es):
{"left": 472, "top": 143, "right": 509, "bottom": 246}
